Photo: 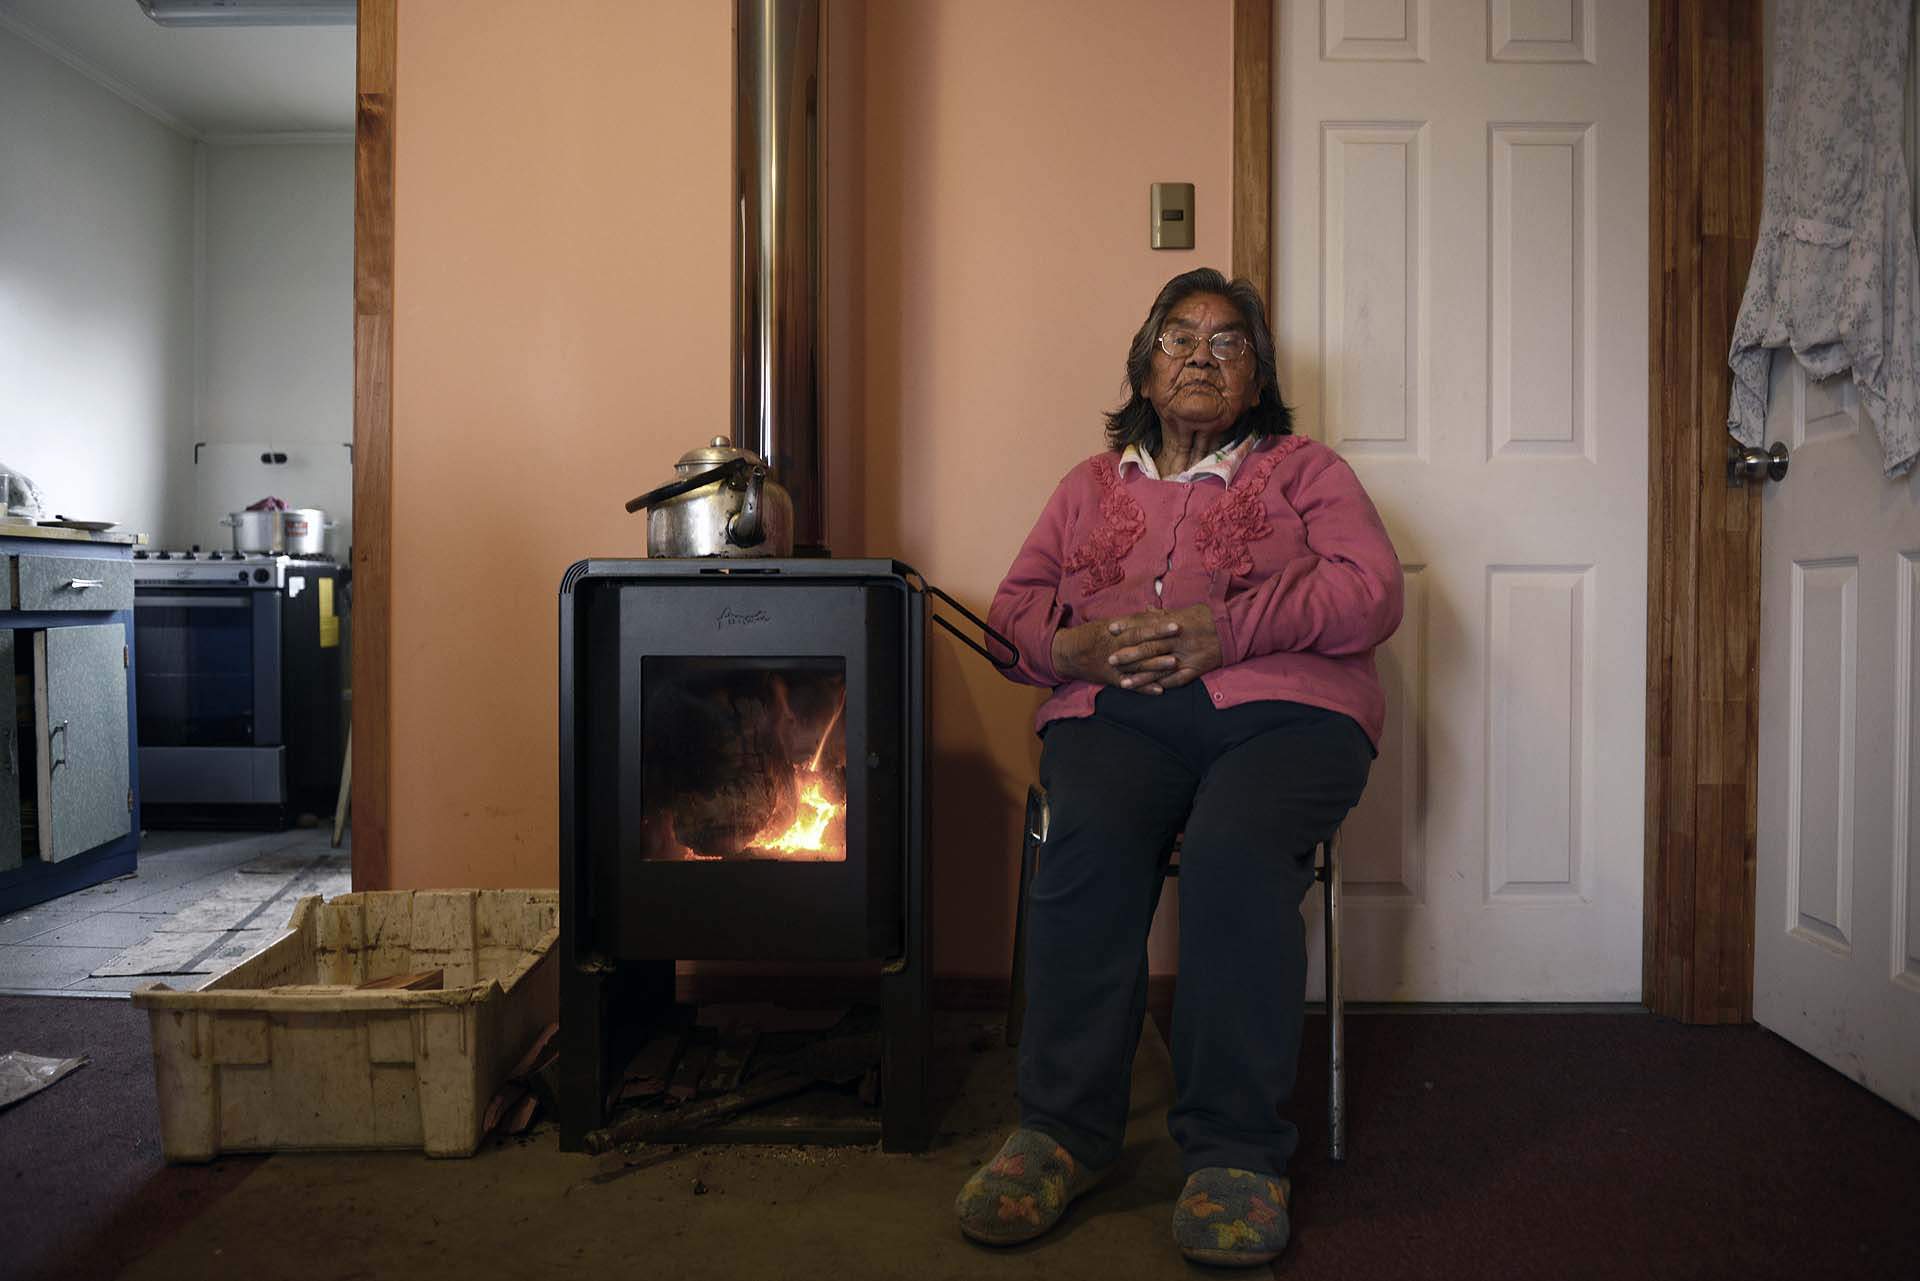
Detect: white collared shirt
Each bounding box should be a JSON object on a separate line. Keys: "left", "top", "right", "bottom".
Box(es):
{"left": 1116, "top": 434, "right": 1258, "bottom": 596}
{"left": 1118, "top": 434, "right": 1255, "bottom": 484}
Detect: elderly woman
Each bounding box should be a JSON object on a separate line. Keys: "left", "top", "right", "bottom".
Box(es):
{"left": 954, "top": 268, "right": 1402, "bottom": 1266}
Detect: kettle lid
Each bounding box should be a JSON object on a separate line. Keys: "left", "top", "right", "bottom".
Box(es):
{"left": 677, "top": 435, "right": 764, "bottom": 470}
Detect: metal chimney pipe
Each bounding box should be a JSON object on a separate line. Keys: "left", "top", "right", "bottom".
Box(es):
{"left": 734, "top": 0, "right": 825, "bottom": 554}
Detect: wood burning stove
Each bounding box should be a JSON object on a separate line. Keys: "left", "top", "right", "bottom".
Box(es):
{"left": 555, "top": 0, "right": 1021, "bottom": 1154}
{"left": 557, "top": 558, "right": 930, "bottom": 1151}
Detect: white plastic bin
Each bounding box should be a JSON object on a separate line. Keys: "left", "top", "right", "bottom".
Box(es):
{"left": 133, "top": 889, "right": 558, "bottom": 1161}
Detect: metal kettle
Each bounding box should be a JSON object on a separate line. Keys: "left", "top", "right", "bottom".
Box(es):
{"left": 624, "top": 437, "right": 794, "bottom": 558}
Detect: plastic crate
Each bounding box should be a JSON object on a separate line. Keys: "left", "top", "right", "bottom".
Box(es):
{"left": 133, "top": 889, "right": 558, "bottom": 1161}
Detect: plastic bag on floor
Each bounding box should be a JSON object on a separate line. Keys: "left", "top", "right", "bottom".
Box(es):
{"left": 0, "top": 1051, "right": 87, "bottom": 1109}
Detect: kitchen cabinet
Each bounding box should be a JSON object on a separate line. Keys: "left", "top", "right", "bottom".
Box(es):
{"left": 1, "top": 630, "right": 15, "bottom": 874}
{"left": 30, "top": 624, "right": 132, "bottom": 861}
{"left": 1, "top": 525, "right": 142, "bottom": 913}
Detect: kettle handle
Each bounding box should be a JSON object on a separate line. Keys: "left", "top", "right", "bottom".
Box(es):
{"left": 623, "top": 458, "right": 749, "bottom": 514}
{"left": 727, "top": 466, "right": 767, "bottom": 548}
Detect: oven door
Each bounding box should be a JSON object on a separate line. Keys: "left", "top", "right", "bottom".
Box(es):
{"left": 133, "top": 588, "right": 282, "bottom": 747}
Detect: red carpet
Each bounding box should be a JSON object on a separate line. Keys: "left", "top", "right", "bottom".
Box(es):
{"left": 0, "top": 995, "right": 262, "bottom": 1281}
{"left": 3, "top": 996, "right": 1915, "bottom": 1280}
{"left": 1277, "top": 1010, "right": 1919, "bottom": 1280}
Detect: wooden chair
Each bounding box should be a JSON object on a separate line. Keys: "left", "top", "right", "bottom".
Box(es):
{"left": 1004, "top": 783, "right": 1349, "bottom": 1163}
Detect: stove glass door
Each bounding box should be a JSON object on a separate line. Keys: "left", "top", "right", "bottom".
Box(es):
{"left": 639, "top": 656, "right": 847, "bottom": 861}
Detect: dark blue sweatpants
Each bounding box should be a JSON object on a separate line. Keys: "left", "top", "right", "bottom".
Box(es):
{"left": 1017, "top": 684, "right": 1372, "bottom": 1178}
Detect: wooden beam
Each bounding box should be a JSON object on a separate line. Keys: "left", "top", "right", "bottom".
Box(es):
{"left": 352, "top": 0, "right": 396, "bottom": 891}
{"left": 1644, "top": 0, "right": 1765, "bottom": 1023}
{"left": 1231, "top": 0, "right": 1273, "bottom": 298}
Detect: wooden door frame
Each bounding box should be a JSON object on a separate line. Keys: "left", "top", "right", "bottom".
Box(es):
{"left": 354, "top": 0, "right": 1765, "bottom": 1021}
{"left": 351, "top": 0, "right": 395, "bottom": 893}
{"left": 1641, "top": 0, "right": 1766, "bottom": 1023}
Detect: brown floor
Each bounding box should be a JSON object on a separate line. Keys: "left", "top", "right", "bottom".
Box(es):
{"left": 5, "top": 998, "right": 1918, "bottom": 1281}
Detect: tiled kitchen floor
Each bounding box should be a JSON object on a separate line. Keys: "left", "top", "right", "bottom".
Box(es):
{"left": 0, "top": 829, "right": 350, "bottom": 996}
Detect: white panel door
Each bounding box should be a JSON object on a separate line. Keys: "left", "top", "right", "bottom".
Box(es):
{"left": 1754, "top": 367, "right": 1920, "bottom": 1119}
{"left": 1748, "top": 0, "right": 1920, "bottom": 1123}
{"left": 1278, "top": 0, "right": 1649, "bottom": 999}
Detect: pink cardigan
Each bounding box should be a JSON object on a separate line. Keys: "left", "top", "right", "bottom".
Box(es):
{"left": 988, "top": 434, "right": 1403, "bottom": 747}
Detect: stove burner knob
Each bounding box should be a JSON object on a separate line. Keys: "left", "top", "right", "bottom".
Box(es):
{"left": 237, "top": 569, "right": 249, "bottom": 582}
{"left": 253, "top": 568, "right": 270, "bottom": 583}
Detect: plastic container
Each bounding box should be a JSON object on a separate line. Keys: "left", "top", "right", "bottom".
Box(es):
{"left": 133, "top": 889, "right": 558, "bottom": 1161}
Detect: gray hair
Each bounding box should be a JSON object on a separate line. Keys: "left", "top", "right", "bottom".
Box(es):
{"left": 1103, "top": 268, "right": 1292, "bottom": 454}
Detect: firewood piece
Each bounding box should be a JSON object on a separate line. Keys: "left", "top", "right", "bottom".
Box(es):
{"left": 506, "top": 1092, "right": 540, "bottom": 1135}
{"left": 506, "top": 1021, "right": 560, "bottom": 1082}
{"left": 765, "top": 1031, "right": 881, "bottom": 1086}
{"left": 614, "top": 1023, "right": 688, "bottom": 1107}
{"left": 356, "top": 969, "right": 443, "bottom": 991}
{"left": 700, "top": 1027, "right": 759, "bottom": 1095}
{"left": 582, "top": 1071, "right": 812, "bottom": 1154}
{"left": 528, "top": 1058, "right": 563, "bottom": 1111}
{"left": 582, "top": 1030, "right": 883, "bottom": 1154}
{"left": 669, "top": 1043, "right": 713, "bottom": 1102}
{"left": 484, "top": 1081, "right": 529, "bottom": 1137}
{"left": 618, "top": 1076, "right": 663, "bottom": 1105}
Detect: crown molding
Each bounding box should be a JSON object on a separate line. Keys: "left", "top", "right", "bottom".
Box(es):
{"left": 0, "top": 10, "right": 204, "bottom": 140}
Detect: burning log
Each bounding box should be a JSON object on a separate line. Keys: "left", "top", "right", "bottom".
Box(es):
{"left": 645, "top": 675, "right": 798, "bottom": 856}
{"left": 642, "top": 667, "right": 849, "bottom": 861}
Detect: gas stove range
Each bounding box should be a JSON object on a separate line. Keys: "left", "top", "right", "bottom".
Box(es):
{"left": 133, "top": 551, "right": 344, "bottom": 827}
{"left": 132, "top": 549, "right": 334, "bottom": 589}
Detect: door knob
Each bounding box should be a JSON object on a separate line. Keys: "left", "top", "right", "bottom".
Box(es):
{"left": 1728, "top": 440, "right": 1790, "bottom": 486}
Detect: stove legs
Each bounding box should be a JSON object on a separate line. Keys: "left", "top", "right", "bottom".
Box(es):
{"left": 880, "top": 959, "right": 932, "bottom": 1153}
{"left": 558, "top": 957, "right": 672, "bottom": 1151}
{"left": 558, "top": 955, "right": 932, "bottom": 1154}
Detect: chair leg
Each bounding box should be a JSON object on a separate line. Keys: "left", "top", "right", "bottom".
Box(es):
{"left": 1324, "top": 828, "right": 1346, "bottom": 1164}
{"left": 1006, "top": 785, "right": 1049, "bottom": 1047}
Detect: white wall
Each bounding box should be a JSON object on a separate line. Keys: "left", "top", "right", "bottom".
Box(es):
{"left": 200, "top": 142, "right": 352, "bottom": 446}
{"left": 0, "top": 24, "right": 197, "bottom": 546}
{"left": 192, "top": 141, "right": 354, "bottom": 554}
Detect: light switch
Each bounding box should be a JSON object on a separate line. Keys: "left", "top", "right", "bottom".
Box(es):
{"left": 1151, "top": 183, "right": 1195, "bottom": 250}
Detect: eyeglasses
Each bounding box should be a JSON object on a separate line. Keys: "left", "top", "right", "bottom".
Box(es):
{"left": 1157, "top": 328, "right": 1251, "bottom": 361}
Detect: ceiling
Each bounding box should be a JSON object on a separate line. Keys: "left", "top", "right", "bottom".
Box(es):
{"left": 0, "top": 0, "right": 354, "bottom": 138}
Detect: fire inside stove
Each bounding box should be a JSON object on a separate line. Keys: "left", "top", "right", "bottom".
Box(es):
{"left": 640, "top": 657, "right": 848, "bottom": 862}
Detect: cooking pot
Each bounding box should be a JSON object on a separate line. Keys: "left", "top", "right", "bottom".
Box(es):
{"left": 222, "top": 509, "right": 283, "bottom": 554}
{"left": 280, "top": 508, "right": 332, "bottom": 558}
{"left": 624, "top": 437, "right": 793, "bottom": 557}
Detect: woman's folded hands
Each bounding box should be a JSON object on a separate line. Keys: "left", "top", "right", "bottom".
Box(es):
{"left": 1050, "top": 605, "right": 1222, "bottom": 694}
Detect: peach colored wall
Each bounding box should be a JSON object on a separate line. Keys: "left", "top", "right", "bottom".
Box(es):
{"left": 388, "top": 0, "right": 1233, "bottom": 977}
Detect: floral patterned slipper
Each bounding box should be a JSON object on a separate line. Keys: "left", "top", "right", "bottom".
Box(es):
{"left": 955, "top": 1129, "right": 1106, "bottom": 1246}
{"left": 1171, "top": 1167, "right": 1291, "bottom": 1267}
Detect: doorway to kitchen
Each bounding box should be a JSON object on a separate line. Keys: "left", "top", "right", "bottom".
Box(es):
{"left": 0, "top": 0, "right": 356, "bottom": 993}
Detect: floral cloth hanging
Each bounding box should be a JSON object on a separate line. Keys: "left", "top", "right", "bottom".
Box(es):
{"left": 1728, "top": 0, "right": 1920, "bottom": 478}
